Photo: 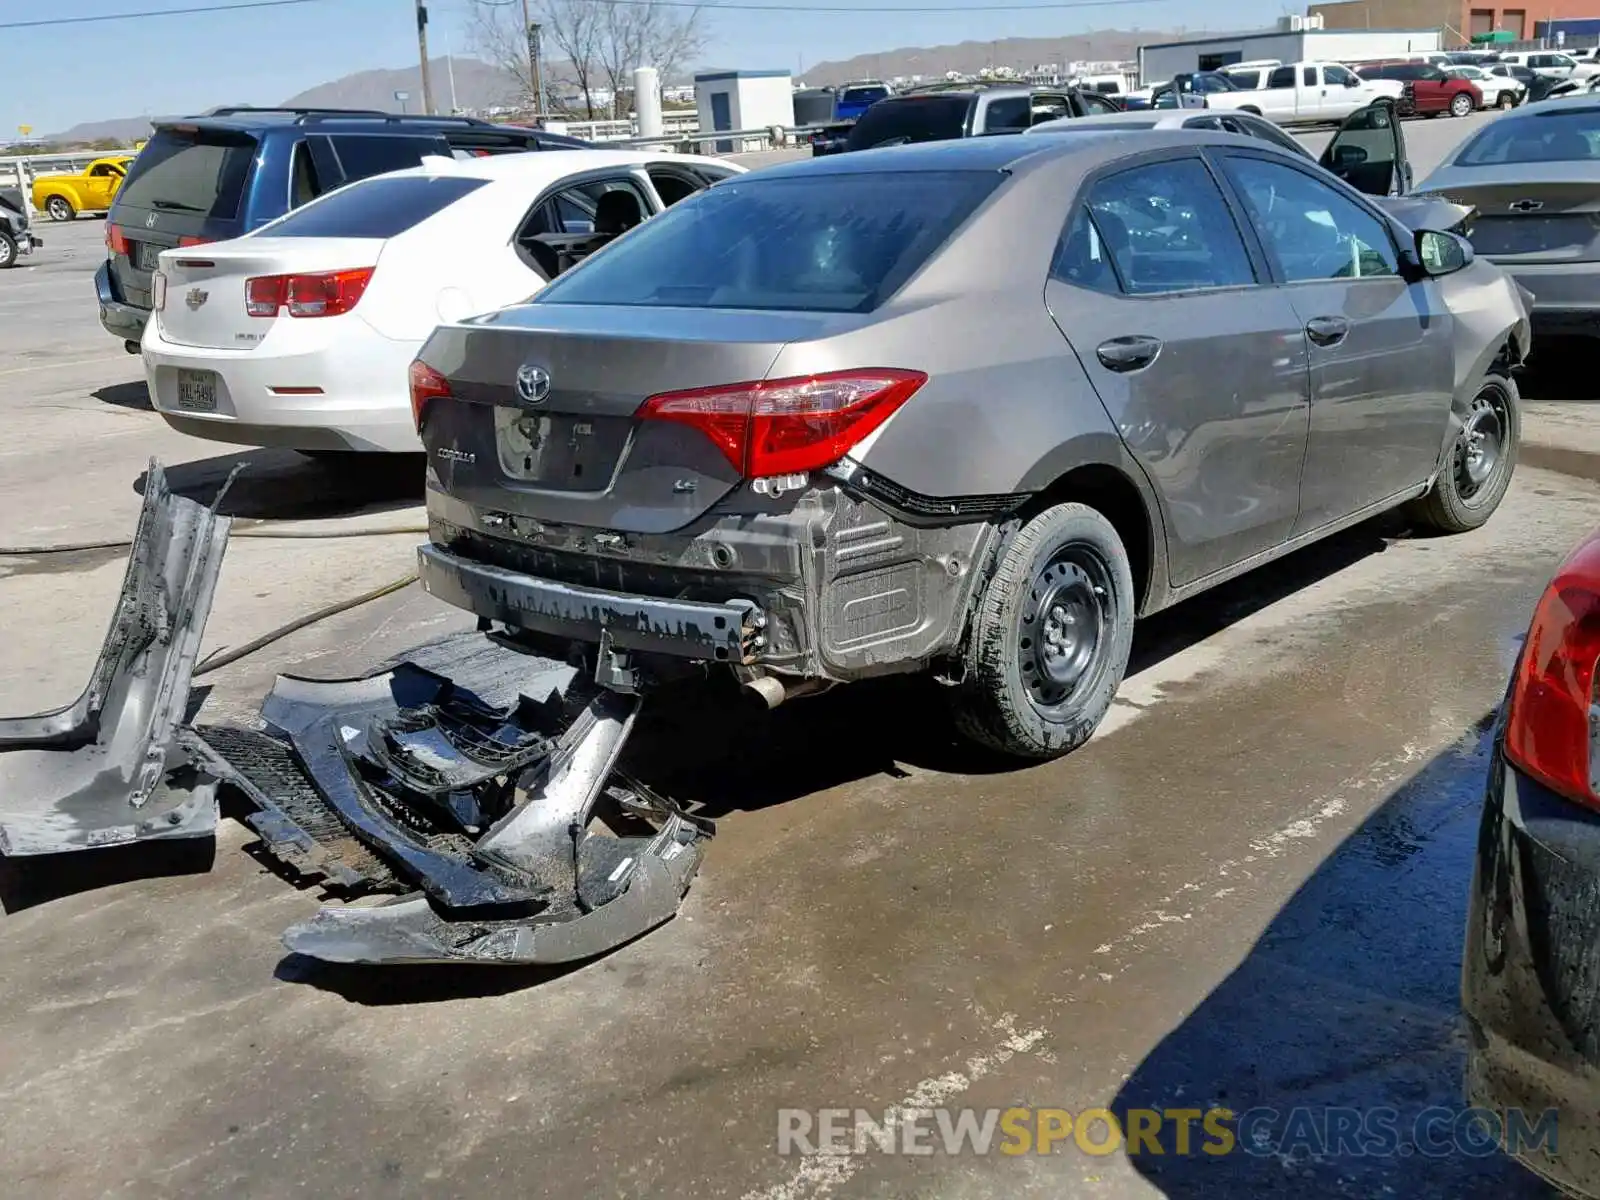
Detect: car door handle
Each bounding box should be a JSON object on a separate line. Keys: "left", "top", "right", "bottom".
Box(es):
{"left": 1096, "top": 335, "right": 1163, "bottom": 372}
{"left": 1306, "top": 316, "right": 1351, "bottom": 347}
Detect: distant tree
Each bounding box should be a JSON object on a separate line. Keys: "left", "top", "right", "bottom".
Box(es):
{"left": 468, "top": 0, "right": 704, "bottom": 121}
{"left": 89, "top": 138, "right": 124, "bottom": 151}
{"left": 593, "top": 0, "right": 707, "bottom": 120}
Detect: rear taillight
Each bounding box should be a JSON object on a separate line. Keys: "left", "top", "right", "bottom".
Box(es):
{"left": 106, "top": 224, "right": 129, "bottom": 256}
{"left": 177, "top": 235, "right": 209, "bottom": 248}
{"left": 637, "top": 369, "right": 927, "bottom": 479}
{"left": 1505, "top": 532, "right": 1600, "bottom": 809}
{"left": 409, "top": 361, "right": 451, "bottom": 431}
{"left": 243, "top": 268, "right": 374, "bottom": 318}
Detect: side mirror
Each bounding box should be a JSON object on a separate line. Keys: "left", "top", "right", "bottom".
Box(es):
{"left": 1345, "top": 76, "right": 1361, "bottom": 88}
{"left": 1333, "top": 144, "right": 1368, "bottom": 167}
{"left": 1416, "top": 229, "right": 1473, "bottom": 277}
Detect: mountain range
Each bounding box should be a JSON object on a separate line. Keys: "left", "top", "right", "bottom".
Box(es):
{"left": 45, "top": 29, "right": 1209, "bottom": 142}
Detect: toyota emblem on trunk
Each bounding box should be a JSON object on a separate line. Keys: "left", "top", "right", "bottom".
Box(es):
{"left": 516, "top": 363, "right": 552, "bottom": 406}
{"left": 185, "top": 288, "right": 209, "bottom": 311}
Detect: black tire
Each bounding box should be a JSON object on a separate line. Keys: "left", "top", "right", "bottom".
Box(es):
{"left": 1450, "top": 92, "right": 1475, "bottom": 118}
{"left": 1498, "top": 91, "right": 1516, "bottom": 109}
{"left": 1409, "top": 373, "right": 1520, "bottom": 534}
{"left": 0, "top": 231, "right": 16, "bottom": 269}
{"left": 949, "top": 503, "right": 1136, "bottom": 760}
{"left": 44, "top": 195, "right": 75, "bottom": 222}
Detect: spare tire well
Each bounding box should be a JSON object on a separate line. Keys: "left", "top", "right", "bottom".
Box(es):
{"left": 1018, "top": 464, "right": 1153, "bottom": 613}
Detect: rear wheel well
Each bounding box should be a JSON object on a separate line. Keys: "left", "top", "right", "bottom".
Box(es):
{"left": 1018, "top": 464, "right": 1154, "bottom": 612}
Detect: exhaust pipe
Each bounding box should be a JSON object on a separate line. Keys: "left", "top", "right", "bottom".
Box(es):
{"left": 742, "top": 675, "right": 834, "bottom": 711}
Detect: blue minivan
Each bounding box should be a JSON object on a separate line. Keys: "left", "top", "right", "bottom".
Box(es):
{"left": 98, "top": 107, "right": 591, "bottom": 348}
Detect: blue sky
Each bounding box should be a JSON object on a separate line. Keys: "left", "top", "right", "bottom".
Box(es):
{"left": 7, "top": 0, "right": 1294, "bottom": 135}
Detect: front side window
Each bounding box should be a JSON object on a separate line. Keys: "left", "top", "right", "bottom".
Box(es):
{"left": 1057, "top": 157, "right": 1256, "bottom": 296}
{"left": 1221, "top": 156, "right": 1398, "bottom": 282}
{"left": 1325, "top": 65, "right": 1357, "bottom": 86}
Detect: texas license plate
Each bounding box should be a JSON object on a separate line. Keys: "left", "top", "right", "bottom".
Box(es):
{"left": 176, "top": 368, "right": 217, "bottom": 413}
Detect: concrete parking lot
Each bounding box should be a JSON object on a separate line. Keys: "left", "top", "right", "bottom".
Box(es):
{"left": 0, "top": 112, "right": 1594, "bottom": 1199}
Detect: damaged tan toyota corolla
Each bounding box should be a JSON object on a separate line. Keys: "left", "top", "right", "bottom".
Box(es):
{"left": 0, "top": 132, "right": 1534, "bottom": 970}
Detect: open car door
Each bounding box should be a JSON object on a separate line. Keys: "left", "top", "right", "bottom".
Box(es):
{"left": 1318, "top": 98, "right": 1411, "bottom": 197}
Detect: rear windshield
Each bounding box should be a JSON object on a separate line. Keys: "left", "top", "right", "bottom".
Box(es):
{"left": 1454, "top": 109, "right": 1600, "bottom": 165}
{"left": 117, "top": 129, "right": 258, "bottom": 220}
{"left": 845, "top": 96, "right": 971, "bottom": 150}
{"left": 842, "top": 86, "right": 890, "bottom": 105}
{"left": 259, "top": 175, "right": 487, "bottom": 238}
{"left": 534, "top": 171, "right": 1002, "bottom": 314}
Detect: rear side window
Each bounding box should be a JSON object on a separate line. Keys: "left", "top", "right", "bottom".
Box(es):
{"left": 845, "top": 97, "right": 971, "bottom": 150}
{"left": 117, "top": 129, "right": 258, "bottom": 219}
{"left": 534, "top": 170, "right": 1002, "bottom": 314}
{"left": 983, "top": 96, "right": 1033, "bottom": 133}
{"left": 1058, "top": 158, "right": 1256, "bottom": 296}
{"left": 1268, "top": 67, "right": 1296, "bottom": 88}
{"left": 328, "top": 135, "right": 450, "bottom": 184}
{"left": 1228, "top": 70, "right": 1263, "bottom": 89}
{"left": 260, "top": 175, "right": 487, "bottom": 238}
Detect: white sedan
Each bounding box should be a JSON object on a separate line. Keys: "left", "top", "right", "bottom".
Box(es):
{"left": 141, "top": 149, "right": 744, "bottom": 454}
{"left": 1443, "top": 64, "right": 1526, "bottom": 109}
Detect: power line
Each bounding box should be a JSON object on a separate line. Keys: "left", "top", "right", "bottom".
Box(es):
{"left": 4, "top": 0, "right": 1170, "bottom": 30}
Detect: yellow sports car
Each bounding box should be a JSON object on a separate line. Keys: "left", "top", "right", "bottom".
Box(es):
{"left": 31, "top": 155, "right": 132, "bottom": 222}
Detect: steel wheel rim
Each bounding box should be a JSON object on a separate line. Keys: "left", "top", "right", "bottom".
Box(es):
{"left": 1018, "top": 545, "right": 1113, "bottom": 715}
{"left": 47, "top": 198, "right": 69, "bottom": 220}
{"left": 0, "top": 239, "right": 11, "bottom": 267}
{"left": 1455, "top": 384, "right": 1510, "bottom": 501}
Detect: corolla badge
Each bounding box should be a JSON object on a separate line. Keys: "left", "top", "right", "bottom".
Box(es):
{"left": 185, "top": 288, "right": 209, "bottom": 311}
{"left": 515, "top": 363, "right": 552, "bottom": 406}
{"left": 436, "top": 447, "right": 475, "bottom": 464}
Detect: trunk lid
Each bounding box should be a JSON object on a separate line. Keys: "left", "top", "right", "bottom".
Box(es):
{"left": 419, "top": 304, "right": 857, "bottom": 533}
{"left": 153, "top": 237, "right": 381, "bottom": 350}
{"left": 1450, "top": 180, "right": 1600, "bottom": 262}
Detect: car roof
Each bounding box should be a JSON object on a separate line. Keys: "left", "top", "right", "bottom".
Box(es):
{"left": 1500, "top": 97, "right": 1600, "bottom": 117}
{"left": 378, "top": 148, "right": 740, "bottom": 185}
{"left": 151, "top": 109, "right": 561, "bottom": 139}
{"left": 751, "top": 128, "right": 1256, "bottom": 180}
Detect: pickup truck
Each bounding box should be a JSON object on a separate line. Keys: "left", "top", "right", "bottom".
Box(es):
{"left": 31, "top": 155, "right": 132, "bottom": 222}
{"left": 1204, "top": 61, "right": 1403, "bottom": 124}
{"left": 805, "top": 80, "right": 894, "bottom": 156}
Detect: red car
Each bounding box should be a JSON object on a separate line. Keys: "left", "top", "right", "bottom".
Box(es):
{"left": 1356, "top": 61, "right": 1483, "bottom": 117}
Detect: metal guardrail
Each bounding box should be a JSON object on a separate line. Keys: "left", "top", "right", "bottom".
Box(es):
{"left": 619, "top": 122, "right": 832, "bottom": 154}
{"left": 556, "top": 112, "right": 701, "bottom": 141}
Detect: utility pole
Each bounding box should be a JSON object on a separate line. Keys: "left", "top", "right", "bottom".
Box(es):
{"left": 521, "top": 0, "right": 545, "bottom": 117}
{"left": 415, "top": 1, "right": 436, "bottom": 116}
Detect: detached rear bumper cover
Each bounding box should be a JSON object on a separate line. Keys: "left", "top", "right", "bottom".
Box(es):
{"left": 0, "top": 463, "right": 229, "bottom": 854}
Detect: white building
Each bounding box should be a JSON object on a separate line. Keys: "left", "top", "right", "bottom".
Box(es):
{"left": 1137, "top": 17, "right": 1443, "bottom": 85}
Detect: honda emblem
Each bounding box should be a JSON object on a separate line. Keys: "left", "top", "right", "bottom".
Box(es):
{"left": 145, "top": 212, "right": 159, "bottom": 228}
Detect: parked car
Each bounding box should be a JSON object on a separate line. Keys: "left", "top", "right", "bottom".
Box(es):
{"left": 1199, "top": 61, "right": 1404, "bottom": 123}
{"left": 0, "top": 186, "right": 39, "bottom": 268}
{"left": 1444, "top": 63, "right": 1526, "bottom": 108}
{"left": 1357, "top": 61, "right": 1483, "bottom": 116}
{"left": 31, "top": 155, "right": 132, "bottom": 222}
{"left": 409, "top": 131, "right": 1530, "bottom": 761}
{"left": 1463, "top": 525, "right": 1600, "bottom": 1200}
{"left": 1027, "top": 101, "right": 1469, "bottom": 228}
{"left": 141, "top": 149, "right": 741, "bottom": 455}
{"left": 1498, "top": 50, "right": 1590, "bottom": 81}
{"left": 1148, "top": 72, "right": 1237, "bottom": 110}
{"left": 1488, "top": 62, "right": 1561, "bottom": 103}
{"left": 98, "top": 106, "right": 593, "bottom": 351}
{"left": 832, "top": 83, "right": 1122, "bottom": 153}
{"left": 804, "top": 81, "right": 897, "bottom": 155}
{"left": 1414, "top": 98, "right": 1600, "bottom": 342}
